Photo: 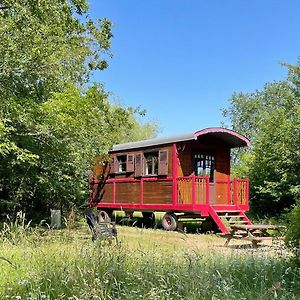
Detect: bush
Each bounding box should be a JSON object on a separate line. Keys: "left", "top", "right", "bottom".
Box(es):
{"left": 285, "top": 201, "right": 300, "bottom": 258}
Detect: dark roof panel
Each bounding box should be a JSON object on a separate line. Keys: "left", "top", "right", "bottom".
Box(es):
{"left": 194, "top": 128, "right": 250, "bottom": 148}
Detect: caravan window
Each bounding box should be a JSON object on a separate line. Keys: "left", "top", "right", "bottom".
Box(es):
{"left": 117, "top": 155, "right": 127, "bottom": 172}
{"left": 134, "top": 150, "right": 168, "bottom": 177}
{"left": 194, "top": 153, "right": 215, "bottom": 182}
{"left": 144, "top": 151, "right": 159, "bottom": 175}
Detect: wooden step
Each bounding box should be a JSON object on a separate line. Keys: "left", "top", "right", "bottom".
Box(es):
{"left": 228, "top": 220, "right": 248, "bottom": 224}
{"left": 214, "top": 210, "right": 242, "bottom": 213}
{"left": 241, "top": 236, "right": 280, "bottom": 242}
{"left": 218, "top": 214, "right": 244, "bottom": 217}
{"left": 217, "top": 212, "right": 241, "bottom": 216}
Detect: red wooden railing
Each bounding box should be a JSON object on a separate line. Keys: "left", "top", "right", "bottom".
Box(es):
{"left": 176, "top": 176, "right": 248, "bottom": 206}
{"left": 177, "top": 176, "right": 207, "bottom": 205}
{"left": 91, "top": 176, "right": 249, "bottom": 210}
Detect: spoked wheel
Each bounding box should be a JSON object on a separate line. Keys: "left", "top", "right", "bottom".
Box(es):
{"left": 162, "top": 212, "right": 178, "bottom": 231}
{"left": 142, "top": 212, "right": 155, "bottom": 228}
{"left": 98, "top": 210, "right": 112, "bottom": 222}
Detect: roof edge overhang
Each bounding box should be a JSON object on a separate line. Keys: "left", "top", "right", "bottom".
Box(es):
{"left": 111, "top": 127, "right": 250, "bottom": 152}
{"left": 194, "top": 127, "right": 251, "bottom": 148}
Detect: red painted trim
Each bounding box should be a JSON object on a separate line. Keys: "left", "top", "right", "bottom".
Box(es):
{"left": 208, "top": 207, "right": 229, "bottom": 233}
{"left": 211, "top": 204, "right": 247, "bottom": 211}
{"left": 238, "top": 210, "right": 252, "bottom": 225}
{"left": 92, "top": 175, "right": 210, "bottom": 185}
{"left": 92, "top": 177, "right": 173, "bottom": 184}
{"left": 96, "top": 202, "right": 230, "bottom": 212}
{"left": 172, "top": 143, "right": 178, "bottom": 207}
{"left": 95, "top": 202, "right": 250, "bottom": 216}
{"left": 238, "top": 204, "right": 249, "bottom": 211}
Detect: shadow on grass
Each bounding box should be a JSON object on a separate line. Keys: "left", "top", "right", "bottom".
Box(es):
{"left": 113, "top": 215, "right": 217, "bottom": 234}
{"left": 214, "top": 241, "right": 271, "bottom": 250}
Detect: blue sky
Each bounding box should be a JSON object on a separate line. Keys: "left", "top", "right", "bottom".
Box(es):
{"left": 89, "top": 0, "right": 300, "bottom": 137}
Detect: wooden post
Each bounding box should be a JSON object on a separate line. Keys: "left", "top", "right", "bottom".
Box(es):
{"left": 140, "top": 178, "right": 144, "bottom": 205}
{"left": 227, "top": 176, "right": 231, "bottom": 205}
{"left": 192, "top": 175, "right": 195, "bottom": 207}
{"left": 233, "top": 178, "right": 237, "bottom": 206}
{"left": 246, "top": 178, "right": 250, "bottom": 209}
{"left": 205, "top": 176, "right": 210, "bottom": 205}
{"left": 113, "top": 182, "right": 116, "bottom": 204}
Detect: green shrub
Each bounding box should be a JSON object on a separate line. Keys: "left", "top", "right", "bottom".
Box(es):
{"left": 285, "top": 201, "right": 300, "bottom": 258}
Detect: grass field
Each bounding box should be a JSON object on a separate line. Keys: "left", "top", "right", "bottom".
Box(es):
{"left": 0, "top": 217, "right": 299, "bottom": 300}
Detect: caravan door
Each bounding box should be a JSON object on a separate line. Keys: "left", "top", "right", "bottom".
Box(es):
{"left": 193, "top": 153, "right": 215, "bottom": 204}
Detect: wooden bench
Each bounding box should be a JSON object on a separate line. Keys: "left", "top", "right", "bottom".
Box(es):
{"left": 220, "top": 224, "right": 285, "bottom": 247}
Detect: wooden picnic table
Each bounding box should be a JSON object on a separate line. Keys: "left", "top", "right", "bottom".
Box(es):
{"left": 222, "top": 224, "right": 286, "bottom": 247}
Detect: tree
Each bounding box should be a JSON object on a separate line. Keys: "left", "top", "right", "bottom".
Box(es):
{"left": 0, "top": 1, "right": 157, "bottom": 218}
{"left": 0, "top": 0, "right": 113, "bottom": 101}
{"left": 223, "top": 63, "right": 300, "bottom": 216}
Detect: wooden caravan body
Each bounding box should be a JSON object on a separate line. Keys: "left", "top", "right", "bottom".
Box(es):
{"left": 90, "top": 127, "right": 251, "bottom": 233}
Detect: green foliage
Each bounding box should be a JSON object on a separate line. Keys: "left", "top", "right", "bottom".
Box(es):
{"left": 0, "top": 0, "right": 113, "bottom": 101}
{"left": 285, "top": 201, "right": 300, "bottom": 258}
{"left": 0, "top": 1, "right": 157, "bottom": 217}
{"left": 0, "top": 211, "right": 37, "bottom": 246}
{"left": 0, "top": 84, "right": 156, "bottom": 215}
{"left": 223, "top": 63, "right": 300, "bottom": 216}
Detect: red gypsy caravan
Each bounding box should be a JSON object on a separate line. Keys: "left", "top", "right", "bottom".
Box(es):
{"left": 89, "top": 127, "right": 252, "bottom": 233}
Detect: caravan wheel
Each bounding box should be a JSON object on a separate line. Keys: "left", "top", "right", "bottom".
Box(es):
{"left": 98, "top": 210, "right": 112, "bottom": 222}
{"left": 162, "top": 213, "right": 178, "bottom": 231}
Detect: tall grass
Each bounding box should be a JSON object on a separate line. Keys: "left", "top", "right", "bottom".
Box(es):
{"left": 0, "top": 217, "right": 299, "bottom": 299}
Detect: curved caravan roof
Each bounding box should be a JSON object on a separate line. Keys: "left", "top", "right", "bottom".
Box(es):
{"left": 111, "top": 127, "right": 250, "bottom": 152}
